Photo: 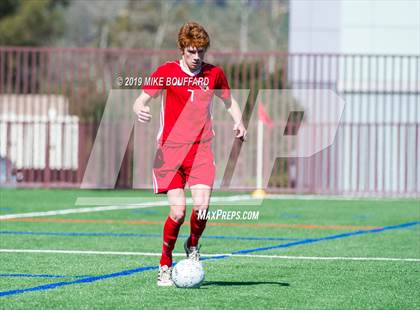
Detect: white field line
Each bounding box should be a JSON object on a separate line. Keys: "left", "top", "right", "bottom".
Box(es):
{"left": 0, "top": 195, "right": 260, "bottom": 220}
{"left": 265, "top": 194, "right": 420, "bottom": 201}
{"left": 0, "top": 249, "right": 419, "bottom": 262}
{"left": 0, "top": 201, "right": 167, "bottom": 220}
{"left": 232, "top": 254, "right": 420, "bottom": 262}
{"left": 74, "top": 195, "right": 260, "bottom": 206}
{"left": 2, "top": 193, "right": 415, "bottom": 220}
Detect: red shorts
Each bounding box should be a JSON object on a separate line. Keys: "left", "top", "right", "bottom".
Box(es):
{"left": 152, "top": 141, "right": 215, "bottom": 194}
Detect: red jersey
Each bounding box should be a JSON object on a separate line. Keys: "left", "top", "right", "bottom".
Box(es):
{"left": 142, "top": 60, "right": 230, "bottom": 144}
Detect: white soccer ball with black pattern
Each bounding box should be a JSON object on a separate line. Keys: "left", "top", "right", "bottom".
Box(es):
{"left": 172, "top": 259, "right": 205, "bottom": 288}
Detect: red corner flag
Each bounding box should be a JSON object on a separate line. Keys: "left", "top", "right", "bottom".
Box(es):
{"left": 258, "top": 102, "right": 274, "bottom": 128}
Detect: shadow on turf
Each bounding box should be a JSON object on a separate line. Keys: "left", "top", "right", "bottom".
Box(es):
{"left": 201, "top": 281, "right": 290, "bottom": 287}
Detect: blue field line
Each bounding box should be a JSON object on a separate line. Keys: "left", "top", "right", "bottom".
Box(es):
{"left": 0, "top": 274, "right": 90, "bottom": 279}
{"left": 231, "top": 221, "right": 420, "bottom": 254}
{"left": 0, "top": 266, "right": 158, "bottom": 297}
{"left": 1, "top": 220, "right": 418, "bottom": 297}
{"left": 0, "top": 230, "right": 301, "bottom": 242}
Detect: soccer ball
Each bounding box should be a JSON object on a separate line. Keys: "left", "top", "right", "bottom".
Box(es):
{"left": 172, "top": 259, "right": 205, "bottom": 288}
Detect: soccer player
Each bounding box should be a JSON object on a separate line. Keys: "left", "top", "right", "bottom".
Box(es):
{"left": 133, "top": 22, "right": 246, "bottom": 286}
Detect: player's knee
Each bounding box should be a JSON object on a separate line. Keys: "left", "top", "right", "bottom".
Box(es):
{"left": 192, "top": 204, "right": 208, "bottom": 213}
{"left": 192, "top": 196, "right": 209, "bottom": 210}
{"left": 170, "top": 209, "right": 186, "bottom": 223}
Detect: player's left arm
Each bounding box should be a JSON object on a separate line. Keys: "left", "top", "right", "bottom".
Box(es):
{"left": 216, "top": 68, "right": 247, "bottom": 141}
{"left": 224, "top": 96, "right": 247, "bottom": 141}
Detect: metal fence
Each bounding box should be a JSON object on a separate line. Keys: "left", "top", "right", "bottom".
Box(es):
{"left": 0, "top": 47, "right": 418, "bottom": 196}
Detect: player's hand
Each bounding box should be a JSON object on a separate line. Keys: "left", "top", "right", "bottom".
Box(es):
{"left": 233, "top": 122, "right": 247, "bottom": 141}
{"left": 135, "top": 105, "right": 152, "bottom": 123}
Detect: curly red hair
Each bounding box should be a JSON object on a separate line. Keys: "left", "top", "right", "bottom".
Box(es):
{"left": 177, "top": 22, "right": 210, "bottom": 50}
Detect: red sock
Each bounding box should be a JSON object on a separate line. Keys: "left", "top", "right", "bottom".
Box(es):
{"left": 160, "top": 216, "right": 182, "bottom": 267}
{"left": 188, "top": 209, "right": 207, "bottom": 247}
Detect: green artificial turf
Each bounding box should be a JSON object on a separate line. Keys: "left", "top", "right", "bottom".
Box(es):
{"left": 0, "top": 189, "right": 419, "bottom": 309}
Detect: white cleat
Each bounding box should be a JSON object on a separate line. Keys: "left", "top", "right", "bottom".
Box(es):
{"left": 184, "top": 239, "right": 201, "bottom": 262}
{"left": 157, "top": 265, "right": 174, "bottom": 287}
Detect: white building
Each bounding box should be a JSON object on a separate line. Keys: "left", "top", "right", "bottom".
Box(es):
{"left": 0, "top": 95, "right": 79, "bottom": 172}
{"left": 288, "top": 0, "right": 420, "bottom": 194}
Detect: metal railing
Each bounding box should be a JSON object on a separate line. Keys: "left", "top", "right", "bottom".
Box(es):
{"left": 0, "top": 47, "right": 418, "bottom": 196}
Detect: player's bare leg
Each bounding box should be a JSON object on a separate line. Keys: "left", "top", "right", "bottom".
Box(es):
{"left": 185, "top": 184, "right": 212, "bottom": 261}
{"left": 158, "top": 188, "right": 186, "bottom": 287}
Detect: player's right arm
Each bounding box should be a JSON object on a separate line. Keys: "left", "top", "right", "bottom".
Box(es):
{"left": 134, "top": 63, "right": 168, "bottom": 123}
{"left": 133, "top": 91, "right": 153, "bottom": 123}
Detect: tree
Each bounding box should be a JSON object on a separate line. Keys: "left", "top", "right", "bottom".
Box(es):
{"left": 0, "top": 0, "right": 68, "bottom": 46}
{"left": 109, "top": 0, "right": 185, "bottom": 49}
